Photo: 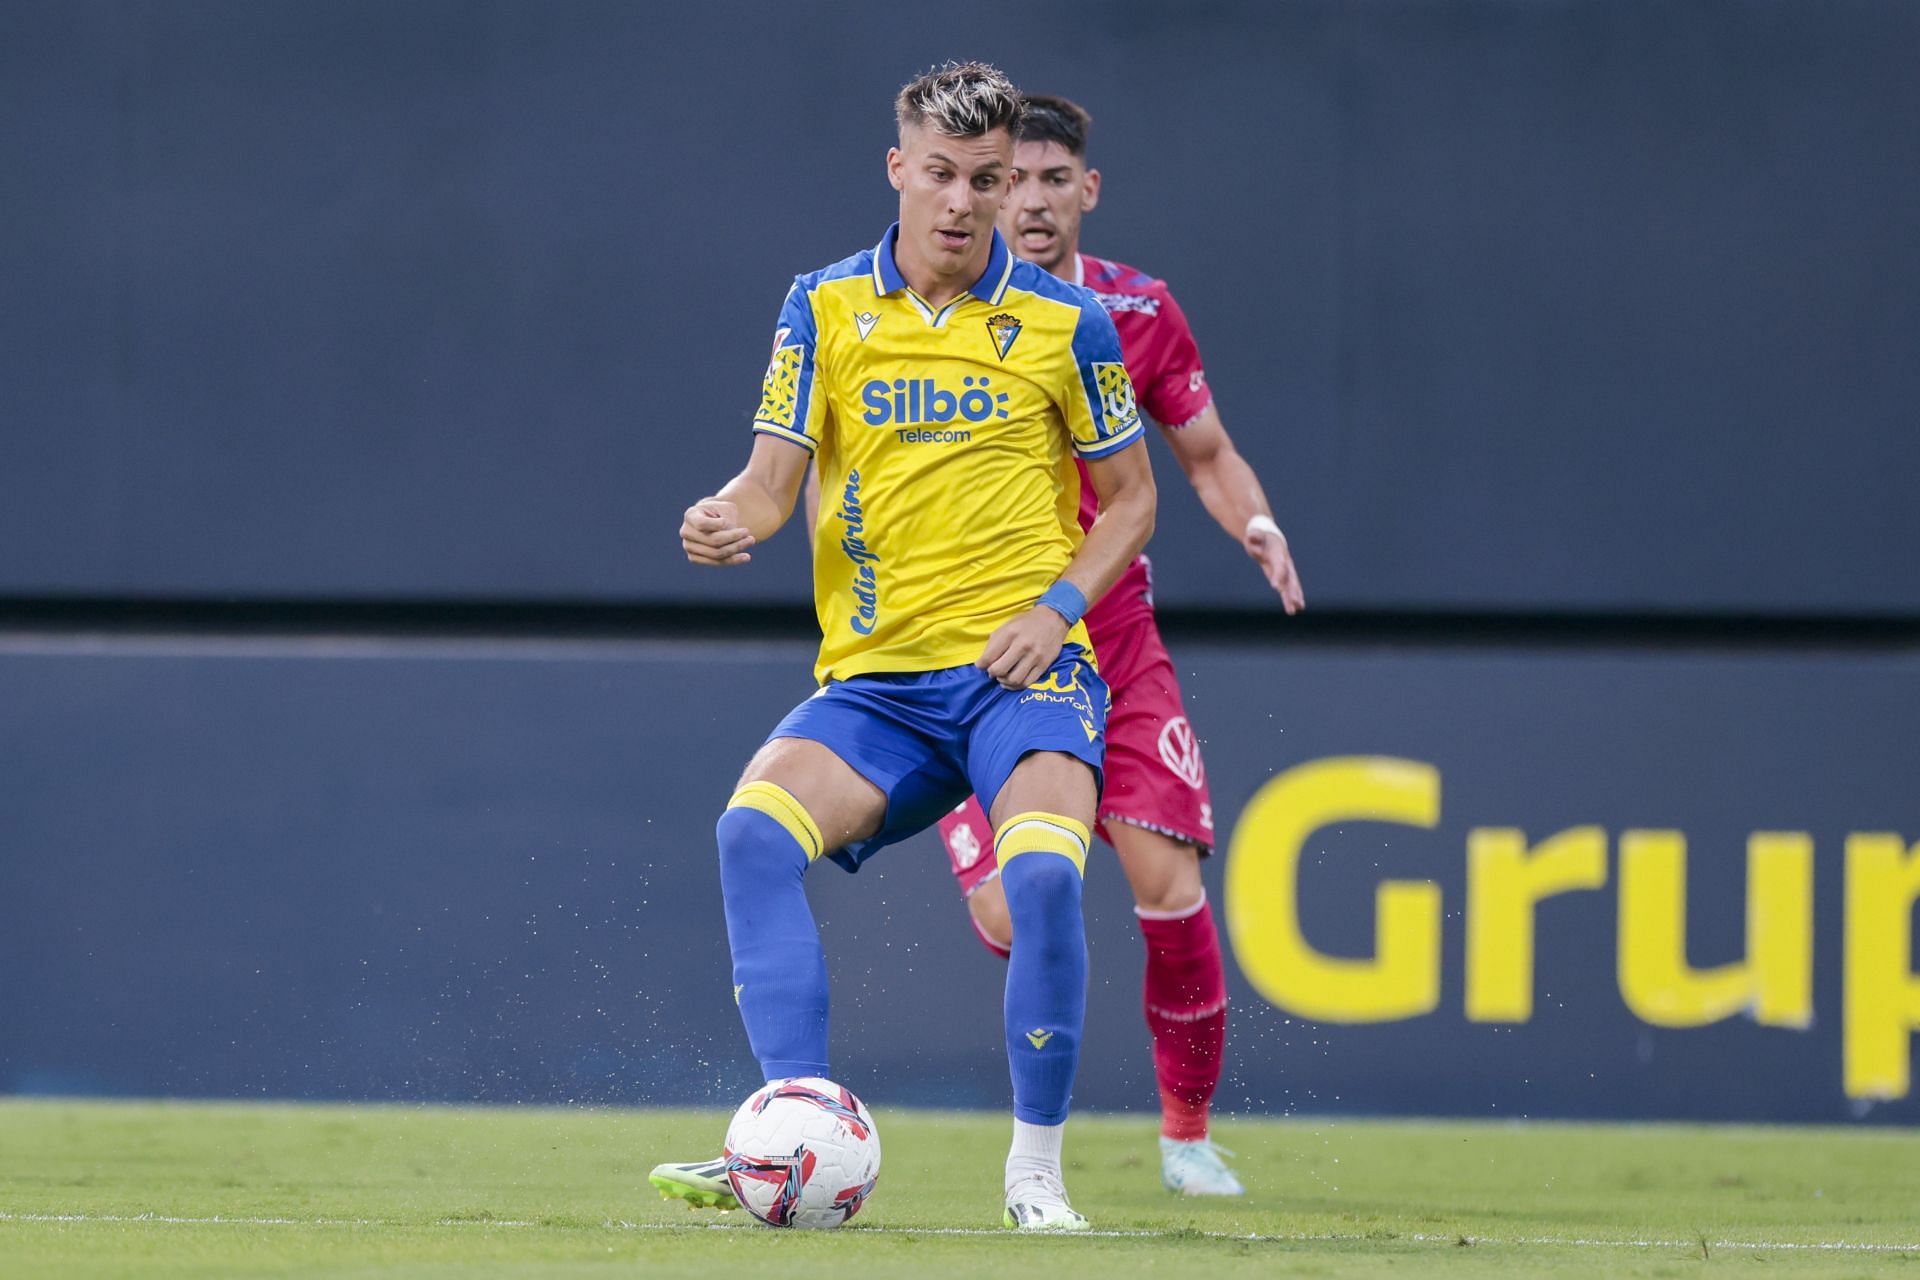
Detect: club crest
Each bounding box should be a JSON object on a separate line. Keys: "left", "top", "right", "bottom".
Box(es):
{"left": 985, "top": 312, "right": 1022, "bottom": 361}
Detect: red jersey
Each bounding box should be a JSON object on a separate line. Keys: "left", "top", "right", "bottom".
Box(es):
{"left": 1073, "top": 254, "right": 1214, "bottom": 627}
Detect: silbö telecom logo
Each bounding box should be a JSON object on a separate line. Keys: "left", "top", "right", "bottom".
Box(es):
{"left": 861, "top": 376, "right": 1008, "bottom": 443}
{"left": 838, "top": 469, "right": 880, "bottom": 635}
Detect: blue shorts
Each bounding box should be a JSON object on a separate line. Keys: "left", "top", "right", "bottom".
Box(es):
{"left": 767, "top": 646, "right": 1109, "bottom": 873}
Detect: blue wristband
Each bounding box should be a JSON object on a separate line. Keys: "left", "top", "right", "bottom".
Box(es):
{"left": 1036, "top": 580, "right": 1087, "bottom": 628}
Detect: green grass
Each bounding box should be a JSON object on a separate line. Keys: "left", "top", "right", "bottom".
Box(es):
{"left": 0, "top": 1099, "right": 1914, "bottom": 1278}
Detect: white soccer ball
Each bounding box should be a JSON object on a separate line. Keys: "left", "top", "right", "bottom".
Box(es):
{"left": 722, "top": 1076, "right": 881, "bottom": 1228}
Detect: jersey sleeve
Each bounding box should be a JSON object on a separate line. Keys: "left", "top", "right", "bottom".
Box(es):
{"left": 750, "top": 280, "right": 826, "bottom": 454}
{"left": 1062, "top": 295, "right": 1145, "bottom": 459}
{"left": 1135, "top": 287, "right": 1214, "bottom": 429}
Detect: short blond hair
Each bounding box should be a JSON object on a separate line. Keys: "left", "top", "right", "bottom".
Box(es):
{"left": 895, "top": 61, "right": 1022, "bottom": 138}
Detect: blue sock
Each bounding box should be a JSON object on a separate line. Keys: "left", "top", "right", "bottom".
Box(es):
{"left": 996, "top": 812, "right": 1090, "bottom": 1125}
{"left": 718, "top": 783, "right": 830, "bottom": 1081}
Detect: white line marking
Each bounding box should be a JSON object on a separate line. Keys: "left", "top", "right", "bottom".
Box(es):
{"left": 0, "top": 1210, "right": 1915, "bottom": 1252}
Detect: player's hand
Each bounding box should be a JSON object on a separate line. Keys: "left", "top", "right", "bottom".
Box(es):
{"left": 681, "top": 498, "right": 755, "bottom": 566}
{"left": 977, "top": 607, "right": 1071, "bottom": 690}
{"left": 1246, "top": 523, "right": 1305, "bottom": 614}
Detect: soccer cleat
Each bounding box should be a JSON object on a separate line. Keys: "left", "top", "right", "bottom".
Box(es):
{"left": 1002, "top": 1171, "right": 1090, "bottom": 1231}
{"left": 1159, "top": 1136, "right": 1245, "bottom": 1197}
{"left": 648, "top": 1157, "right": 739, "bottom": 1211}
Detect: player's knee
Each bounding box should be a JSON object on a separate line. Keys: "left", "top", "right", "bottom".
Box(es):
{"left": 967, "top": 887, "right": 1014, "bottom": 957}
{"left": 1000, "top": 853, "right": 1083, "bottom": 969}
{"left": 996, "top": 808, "right": 1087, "bottom": 900}
{"left": 714, "top": 804, "right": 758, "bottom": 855}
{"left": 1134, "top": 879, "right": 1205, "bottom": 916}
{"left": 1117, "top": 835, "right": 1204, "bottom": 914}
{"left": 1001, "top": 851, "right": 1083, "bottom": 915}
{"left": 717, "top": 783, "right": 822, "bottom": 879}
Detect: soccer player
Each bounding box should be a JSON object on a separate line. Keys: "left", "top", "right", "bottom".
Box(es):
{"left": 651, "top": 64, "right": 1155, "bottom": 1231}
{"left": 935, "top": 94, "right": 1305, "bottom": 1198}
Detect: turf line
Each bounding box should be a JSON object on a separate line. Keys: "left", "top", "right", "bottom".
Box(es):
{"left": 0, "top": 1211, "right": 1915, "bottom": 1254}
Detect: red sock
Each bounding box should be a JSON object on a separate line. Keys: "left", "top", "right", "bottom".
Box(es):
{"left": 1137, "top": 894, "right": 1227, "bottom": 1142}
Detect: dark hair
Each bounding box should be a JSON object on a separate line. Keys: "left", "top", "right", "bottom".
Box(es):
{"left": 1013, "top": 94, "right": 1092, "bottom": 156}
{"left": 895, "top": 61, "right": 1022, "bottom": 138}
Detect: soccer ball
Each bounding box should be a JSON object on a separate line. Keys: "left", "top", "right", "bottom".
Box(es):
{"left": 722, "top": 1077, "right": 881, "bottom": 1228}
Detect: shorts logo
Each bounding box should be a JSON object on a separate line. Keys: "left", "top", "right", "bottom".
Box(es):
{"left": 1189, "top": 369, "right": 1207, "bottom": 393}
{"left": 985, "top": 312, "right": 1022, "bottom": 361}
{"left": 947, "top": 823, "right": 984, "bottom": 871}
{"left": 1093, "top": 362, "right": 1140, "bottom": 438}
{"left": 757, "top": 344, "right": 804, "bottom": 428}
{"left": 1157, "top": 716, "right": 1206, "bottom": 790}
{"left": 1027, "top": 667, "right": 1081, "bottom": 694}
{"left": 1023, "top": 660, "right": 1101, "bottom": 742}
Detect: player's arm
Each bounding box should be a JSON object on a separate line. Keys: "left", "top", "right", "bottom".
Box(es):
{"left": 802, "top": 462, "right": 822, "bottom": 551}
{"left": 684, "top": 278, "right": 825, "bottom": 567}
{"left": 1162, "top": 403, "right": 1305, "bottom": 613}
{"left": 1140, "top": 285, "right": 1305, "bottom": 613}
{"left": 1067, "top": 437, "right": 1157, "bottom": 602}
{"left": 679, "top": 435, "right": 811, "bottom": 567}
{"left": 978, "top": 438, "right": 1155, "bottom": 689}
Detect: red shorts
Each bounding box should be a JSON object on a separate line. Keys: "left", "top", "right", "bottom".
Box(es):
{"left": 939, "top": 603, "right": 1213, "bottom": 895}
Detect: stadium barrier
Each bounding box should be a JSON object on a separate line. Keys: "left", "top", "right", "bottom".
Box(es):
{"left": 3, "top": 635, "right": 1915, "bottom": 1124}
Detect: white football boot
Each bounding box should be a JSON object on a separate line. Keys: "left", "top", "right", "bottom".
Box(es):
{"left": 1003, "top": 1170, "right": 1091, "bottom": 1231}
{"left": 1159, "top": 1136, "right": 1245, "bottom": 1196}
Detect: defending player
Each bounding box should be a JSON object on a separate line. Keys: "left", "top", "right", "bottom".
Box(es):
{"left": 936, "top": 95, "right": 1305, "bottom": 1197}
{"left": 651, "top": 64, "right": 1155, "bottom": 1231}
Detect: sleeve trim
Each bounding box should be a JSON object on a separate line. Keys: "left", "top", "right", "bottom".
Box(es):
{"left": 752, "top": 422, "right": 818, "bottom": 454}
{"left": 1074, "top": 418, "right": 1145, "bottom": 459}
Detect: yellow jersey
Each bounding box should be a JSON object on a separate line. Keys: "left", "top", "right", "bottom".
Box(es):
{"left": 751, "top": 224, "right": 1145, "bottom": 683}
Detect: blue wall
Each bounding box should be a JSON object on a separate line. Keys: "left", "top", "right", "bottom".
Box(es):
{"left": 4, "top": 635, "right": 1916, "bottom": 1122}
{"left": 4, "top": 0, "right": 1916, "bottom": 1123}
{"left": 4, "top": 0, "right": 1917, "bottom": 612}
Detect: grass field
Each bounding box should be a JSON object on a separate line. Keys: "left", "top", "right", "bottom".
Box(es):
{"left": 0, "top": 1099, "right": 1914, "bottom": 1278}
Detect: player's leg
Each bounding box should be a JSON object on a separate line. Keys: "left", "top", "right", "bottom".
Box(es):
{"left": 651, "top": 723, "right": 890, "bottom": 1212}
{"left": 721, "top": 736, "right": 885, "bottom": 1081}
{"left": 1106, "top": 821, "right": 1241, "bottom": 1196}
{"left": 990, "top": 749, "right": 1097, "bottom": 1230}
{"left": 968, "top": 646, "right": 1109, "bottom": 1231}
{"left": 938, "top": 797, "right": 1012, "bottom": 956}
{"left": 1092, "top": 608, "right": 1241, "bottom": 1195}
{"left": 958, "top": 778, "right": 1240, "bottom": 1194}
{"left": 969, "top": 873, "right": 1013, "bottom": 956}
